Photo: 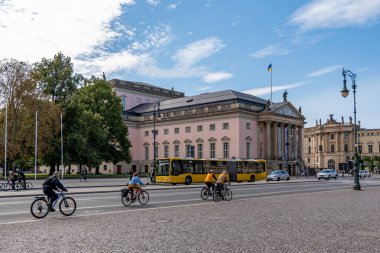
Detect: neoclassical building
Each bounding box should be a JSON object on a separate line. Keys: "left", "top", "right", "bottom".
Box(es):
{"left": 109, "top": 79, "right": 305, "bottom": 175}
{"left": 303, "top": 114, "right": 380, "bottom": 172}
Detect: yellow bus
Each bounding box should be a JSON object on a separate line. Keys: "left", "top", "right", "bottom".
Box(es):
{"left": 156, "top": 157, "right": 267, "bottom": 185}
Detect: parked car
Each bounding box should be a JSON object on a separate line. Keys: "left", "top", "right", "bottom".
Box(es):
{"left": 317, "top": 169, "right": 338, "bottom": 180}
{"left": 267, "top": 170, "right": 290, "bottom": 181}
{"left": 359, "top": 170, "right": 370, "bottom": 178}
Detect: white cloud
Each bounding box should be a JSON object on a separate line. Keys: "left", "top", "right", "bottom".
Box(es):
{"left": 167, "top": 4, "right": 177, "bottom": 9}
{"left": 290, "top": 0, "right": 380, "bottom": 32}
{"left": 172, "top": 37, "right": 225, "bottom": 67}
{"left": 308, "top": 65, "right": 342, "bottom": 77}
{"left": 198, "top": 86, "right": 211, "bottom": 91}
{"left": 147, "top": 0, "right": 160, "bottom": 6}
{"left": 243, "top": 82, "right": 307, "bottom": 96}
{"left": 250, "top": 44, "right": 290, "bottom": 58}
{"left": 0, "top": 0, "right": 135, "bottom": 63}
{"left": 202, "top": 72, "right": 233, "bottom": 83}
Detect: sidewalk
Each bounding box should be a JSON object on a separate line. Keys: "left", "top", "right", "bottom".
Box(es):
{"left": 0, "top": 176, "right": 320, "bottom": 198}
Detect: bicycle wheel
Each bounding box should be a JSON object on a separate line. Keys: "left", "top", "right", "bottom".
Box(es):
{"left": 59, "top": 197, "right": 77, "bottom": 216}
{"left": 138, "top": 190, "right": 149, "bottom": 205}
{"left": 31, "top": 198, "right": 49, "bottom": 219}
{"left": 200, "top": 187, "right": 210, "bottom": 200}
{"left": 121, "top": 191, "right": 133, "bottom": 206}
{"left": 212, "top": 191, "right": 221, "bottom": 202}
{"left": 224, "top": 189, "right": 233, "bottom": 201}
{"left": 26, "top": 182, "right": 33, "bottom": 190}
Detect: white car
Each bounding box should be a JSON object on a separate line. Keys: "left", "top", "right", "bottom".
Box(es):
{"left": 267, "top": 170, "right": 290, "bottom": 181}
{"left": 317, "top": 169, "right": 338, "bottom": 180}
{"left": 359, "top": 170, "right": 370, "bottom": 178}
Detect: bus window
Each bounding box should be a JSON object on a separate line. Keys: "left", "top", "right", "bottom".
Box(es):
{"left": 182, "top": 160, "right": 194, "bottom": 174}
{"left": 193, "top": 160, "right": 204, "bottom": 174}
{"left": 157, "top": 163, "right": 169, "bottom": 176}
{"left": 171, "top": 160, "right": 182, "bottom": 176}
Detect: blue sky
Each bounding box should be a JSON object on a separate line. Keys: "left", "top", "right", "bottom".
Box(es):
{"left": 1, "top": 0, "right": 380, "bottom": 128}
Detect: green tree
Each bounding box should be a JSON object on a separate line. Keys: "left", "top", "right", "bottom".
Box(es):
{"left": 64, "top": 79, "right": 131, "bottom": 174}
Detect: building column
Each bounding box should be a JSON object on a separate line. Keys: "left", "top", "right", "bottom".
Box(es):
{"left": 265, "top": 121, "right": 271, "bottom": 159}
{"left": 273, "top": 122, "right": 278, "bottom": 160}
{"left": 298, "top": 125, "right": 303, "bottom": 160}
{"left": 280, "top": 123, "right": 285, "bottom": 160}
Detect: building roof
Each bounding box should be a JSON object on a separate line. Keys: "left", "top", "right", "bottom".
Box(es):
{"left": 127, "top": 89, "right": 267, "bottom": 114}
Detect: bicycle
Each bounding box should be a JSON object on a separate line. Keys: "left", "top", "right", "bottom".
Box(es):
{"left": 200, "top": 184, "right": 216, "bottom": 200}
{"left": 15, "top": 180, "right": 33, "bottom": 190}
{"left": 30, "top": 191, "right": 77, "bottom": 219}
{"left": 121, "top": 186, "right": 149, "bottom": 206}
{"left": 213, "top": 183, "right": 233, "bottom": 202}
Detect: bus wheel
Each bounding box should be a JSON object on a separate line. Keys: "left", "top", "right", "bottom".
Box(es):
{"left": 185, "top": 176, "right": 192, "bottom": 185}
{"left": 250, "top": 175, "right": 256, "bottom": 182}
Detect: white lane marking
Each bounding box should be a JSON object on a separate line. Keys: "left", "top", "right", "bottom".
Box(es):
{"left": 0, "top": 185, "right": 350, "bottom": 221}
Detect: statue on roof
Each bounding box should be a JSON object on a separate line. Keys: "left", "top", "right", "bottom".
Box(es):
{"left": 341, "top": 116, "right": 344, "bottom": 123}
{"left": 283, "top": 90, "right": 288, "bottom": 102}
{"left": 316, "top": 119, "right": 318, "bottom": 126}
{"left": 299, "top": 106, "right": 302, "bottom": 113}
{"left": 266, "top": 99, "right": 271, "bottom": 111}
{"left": 102, "top": 72, "right": 106, "bottom": 81}
{"left": 319, "top": 119, "right": 321, "bottom": 125}
{"left": 349, "top": 116, "right": 352, "bottom": 124}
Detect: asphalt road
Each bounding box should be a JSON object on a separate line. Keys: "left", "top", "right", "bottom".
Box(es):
{"left": 1, "top": 181, "right": 380, "bottom": 252}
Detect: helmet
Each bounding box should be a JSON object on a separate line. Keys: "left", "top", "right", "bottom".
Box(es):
{"left": 209, "top": 170, "right": 214, "bottom": 173}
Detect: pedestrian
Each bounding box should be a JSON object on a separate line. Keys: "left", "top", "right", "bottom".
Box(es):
{"left": 80, "top": 168, "right": 88, "bottom": 182}
{"left": 129, "top": 168, "right": 135, "bottom": 181}
{"left": 150, "top": 168, "right": 155, "bottom": 184}
{"left": 8, "top": 170, "right": 17, "bottom": 190}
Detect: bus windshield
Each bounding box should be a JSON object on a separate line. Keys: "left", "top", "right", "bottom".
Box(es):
{"left": 157, "top": 160, "right": 170, "bottom": 176}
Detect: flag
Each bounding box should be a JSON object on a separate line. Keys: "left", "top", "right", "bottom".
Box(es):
{"left": 268, "top": 64, "right": 272, "bottom": 72}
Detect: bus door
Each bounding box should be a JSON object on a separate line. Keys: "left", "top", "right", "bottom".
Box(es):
{"left": 227, "top": 161, "right": 237, "bottom": 182}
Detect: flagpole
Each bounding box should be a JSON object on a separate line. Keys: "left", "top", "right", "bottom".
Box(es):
{"left": 61, "top": 113, "right": 64, "bottom": 179}
{"left": 4, "top": 104, "right": 7, "bottom": 180}
{"left": 270, "top": 68, "right": 273, "bottom": 103}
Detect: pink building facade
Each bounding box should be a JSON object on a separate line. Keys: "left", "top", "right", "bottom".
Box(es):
{"left": 110, "top": 79, "right": 306, "bottom": 176}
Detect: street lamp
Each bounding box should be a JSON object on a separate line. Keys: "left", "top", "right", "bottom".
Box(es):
{"left": 152, "top": 102, "right": 160, "bottom": 182}
{"left": 341, "top": 68, "right": 360, "bottom": 190}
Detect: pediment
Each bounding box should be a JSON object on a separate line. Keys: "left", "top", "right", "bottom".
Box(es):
{"left": 245, "top": 136, "right": 252, "bottom": 141}
{"left": 162, "top": 140, "right": 170, "bottom": 145}
{"left": 184, "top": 139, "right": 192, "bottom": 143}
{"left": 208, "top": 137, "right": 217, "bottom": 142}
{"left": 221, "top": 136, "right": 230, "bottom": 141}
{"left": 173, "top": 140, "right": 181, "bottom": 144}
{"left": 272, "top": 103, "right": 303, "bottom": 118}
{"left": 196, "top": 138, "right": 204, "bottom": 142}
{"left": 143, "top": 142, "right": 150, "bottom": 146}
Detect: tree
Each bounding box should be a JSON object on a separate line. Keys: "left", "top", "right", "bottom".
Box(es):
{"left": 64, "top": 79, "right": 131, "bottom": 174}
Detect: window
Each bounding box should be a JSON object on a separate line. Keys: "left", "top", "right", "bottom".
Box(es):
{"left": 223, "top": 122, "right": 229, "bottom": 129}
{"left": 308, "top": 146, "right": 311, "bottom": 154}
{"left": 174, "top": 145, "right": 179, "bottom": 157}
{"left": 344, "top": 144, "right": 348, "bottom": 152}
{"left": 308, "top": 137, "right": 311, "bottom": 142}
{"left": 307, "top": 158, "right": 310, "bottom": 163}
{"left": 368, "top": 145, "right": 373, "bottom": 153}
{"left": 174, "top": 128, "right": 179, "bottom": 134}
{"left": 145, "top": 147, "right": 149, "bottom": 160}
{"left": 145, "top": 131, "right": 149, "bottom": 137}
{"left": 164, "top": 129, "right": 169, "bottom": 135}
{"left": 121, "top": 96, "right": 126, "bottom": 110}
{"left": 331, "top": 134, "right": 335, "bottom": 140}
{"left": 319, "top": 145, "right": 323, "bottom": 152}
{"left": 331, "top": 145, "right": 335, "bottom": 153}
{"left": 186, "top": 145, "right": 194, "bottom": 157}
{"left": 210, "top": 143, "right": 216, "bottom": 158}
{"left": 197, "top": 143, "right": 203, "bottom": 158}
{"left": 246, "top": 142, "right": 251, "bottom": 158}
{"left": 164, "top": 145, "right": 169, "bottom": 158}
{"left": 210, "top": 124, "right": 216, "bottom": 131}
{"left": 358, "top": 145, "right": 362, "bottom": 153}
{"left": 223, "top": 142, "right": 229, "bottom": 158}
{"left": 246, "top": 122, "right": 251, "bottom": 130}
{"left": 327, "top": 159, "right": 335, "bottom": 169}
{"left": 103, "top": 165, "right": 107, "bottom": 171}
{"left": 197, "top": 125, "right": 203, "bottom": 132}
{"left": 185, "top": 126, "right": 191, "bottom": 133}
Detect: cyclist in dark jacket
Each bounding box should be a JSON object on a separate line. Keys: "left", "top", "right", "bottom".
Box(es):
{"left": 42, "top": 171, "right": 67, "bottom": 211}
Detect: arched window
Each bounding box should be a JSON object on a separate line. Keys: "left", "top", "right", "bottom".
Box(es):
{"left": 331, "top": 144, "right": 335, "bottom": 153}
{"left": 344, "top": 144, "right": 348, "bottom": 152}
{"left": 308, "top": 146, "right": 311, "bottom": 154}
{"left": 327, "top": 159, "right": 335, "bottom": 169}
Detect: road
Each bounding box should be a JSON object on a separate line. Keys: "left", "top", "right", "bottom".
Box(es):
{"left": 1, "top": 180, "right": 380, "bottom": 252}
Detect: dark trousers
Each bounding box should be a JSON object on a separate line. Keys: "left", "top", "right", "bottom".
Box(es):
{"left": 43, "top": 187, "right": 58, "bottom": 205}
{"left": 205, "top": 182, "right": 215, "bottom": 191}
{"left": 19, "top": 176, "right": 26, "bottom": 189}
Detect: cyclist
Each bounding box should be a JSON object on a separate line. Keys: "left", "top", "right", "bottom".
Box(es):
{"left": 8, "top": 170, "right": 17, "bottom": 190}
{"left": 17, "top": 168, "right": 26, "bottom": 189}
{"left": 216, "top": 171, "right": 229, "bottom": 196}
{"left": 204, "top": 170, "right": 217, "bottom": 192}
{"left": 128, "top": 172, "right": 144, "bottom": 201}
{"left": 42, "top": 171, "right": 68, "bottom": 211}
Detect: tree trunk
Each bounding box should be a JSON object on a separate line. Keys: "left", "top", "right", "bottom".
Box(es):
{"left": 95, "top": 166, "right": 100, "bottom": 175}
{"left": 49, "top": 163, "right": 55, "bottom": 175}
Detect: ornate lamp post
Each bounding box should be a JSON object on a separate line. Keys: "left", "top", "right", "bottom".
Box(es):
{"left": 341, "top": 68, "right": 360, "bottom": 190}
{"left": 152, "top": 102, "right": 160, "bottom": 180}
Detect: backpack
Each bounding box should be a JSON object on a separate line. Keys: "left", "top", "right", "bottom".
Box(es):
{"left": 42, "top": 177, "right": 54, "bottom": 187}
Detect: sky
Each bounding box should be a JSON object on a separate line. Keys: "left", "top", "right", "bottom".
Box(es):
{"left": 1, "top": 0, "right": 380, "bottom": 129}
